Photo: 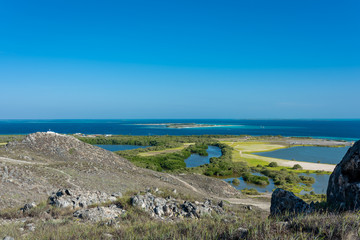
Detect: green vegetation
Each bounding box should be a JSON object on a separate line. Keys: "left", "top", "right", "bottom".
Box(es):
{"left": 268, "top": 162, "right": 278, "bottom": 167}
{"left": 117, "top": 143, "right": 209, "bottom": 171}
{"left": 232, "top": 178, "right": 240, "bottom": 185}
{"left": 293, "top": 164, "right": 303, "bottom": 170}
{"left": 78, "top": 135, "right": 331, "bottom": 192}
{"left": 68, "top": 148, "right": 75, "bottom": 154}
{"left": 300, "top": 192, "right": 327, "bottom": 203}
{"left": 242, "top": 173, "right": 269, "bottom": 185}
{"left": 78, "top": 135, "right": 218, "bottom": 147}
{"left": 241, "top": 188, "right": 260, "bottom": 195}
{"left": 0, "top": 134, "right": 25, "bottom": 144}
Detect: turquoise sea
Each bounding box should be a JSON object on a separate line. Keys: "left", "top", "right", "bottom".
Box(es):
{"left": 0, "top": 119, "right": 359, "bottom": 140}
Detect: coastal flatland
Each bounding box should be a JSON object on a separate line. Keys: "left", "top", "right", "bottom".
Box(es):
{"left": 222, "top": 141, "right": 336, "bottom": 172}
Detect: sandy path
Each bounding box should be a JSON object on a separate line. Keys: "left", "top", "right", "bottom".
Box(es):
{"left": 167, "top": 174, "right": 202, "bottom": 194}
{"left": 222, "top": 197, "right": 270, "bottom": 211}
{"left": 0, "top": 157, "right": 45, "bottom": 165}
{"left": 241, "top": 153, "right": 335, "bottom": 171}
{"left": 169, "top": 174, "right": 270, "bottom": 211}
{"left": 274, "top": 158, "right": 335, "bottom": 171}
{"left": 0, "top": 156, "right": 80, "bottom": 189}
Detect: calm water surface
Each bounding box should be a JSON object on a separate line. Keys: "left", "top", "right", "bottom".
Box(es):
{"left": 255, "top": 146, "right": 350, "bottom": 164}
{"left": 300, "top": 173, "right": 330, "bottom": 194}
{"left": 185, "top": 146, "right": 222, "bottom": 168}
{"left": 224, "top": 172, "right": 276, "bottom": 193}
{"left": 95, "top": 145, "right": 149, "bottom": 151}
{"left": 224, "top": 172, "right": 330, "bottom": 194}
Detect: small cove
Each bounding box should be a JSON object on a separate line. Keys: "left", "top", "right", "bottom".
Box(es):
{"left": 95, "top": 144, "right": 150, "bottom": 151}
{"left": 255, "top": 146, "right": 350, "bottom": 164}
{"left": 185, "top": 146, "right": 222, "bottom": 168}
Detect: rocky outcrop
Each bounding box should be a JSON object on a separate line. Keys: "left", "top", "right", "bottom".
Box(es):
{"left": 327, "top": 140, "right": 360, "bottom": 211}
{"left": 49, "top": 189, "right": 119, "bottom": 209}
{"left": 270, "top": 188, "right": 312, "bottom": 217}
{"left": 73, "top": 205, "right": 125, "bottom": 223}
{"left": 131, "top": 192, "right": 224, "bottom": 219}
{"left": 47, "top": 189, "right": 126, "bottom": 223}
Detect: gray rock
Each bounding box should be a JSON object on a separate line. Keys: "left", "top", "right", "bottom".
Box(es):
{"left": 73, "top": 205, "right": 124, "bottom": 222}
{"left": 26, "top": 223, "right": 36, "bottom": 232}
{"left": 49, "top": 189, "right": 115, "bottom": 209}
{"left": 131, "top": 192, "right": 224, "bottom": 220}
{"left": 103, "top": 233, "right": 114, "bottom": 239}
{"left": 111, "top": 192, "right": 122, "bottom": 198}
{"left": 327, "top": 140, "right": 360, "bottom": 211}
{"left": 3, "top": 237, "right": 14, "bottom": 240}
{"left": 270, "top": 188, "right": 312, "bottom": 217}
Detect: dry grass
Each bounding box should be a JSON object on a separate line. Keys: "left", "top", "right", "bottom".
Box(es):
{"left": 2, "top": 202, "right": 360, "bottom": 240}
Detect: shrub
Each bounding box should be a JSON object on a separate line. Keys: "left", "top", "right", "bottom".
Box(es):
{"left": 292, "top": 164, "right": 303, "bottom": 170}
{"left": 241, "top": 188, "right": 259, "bottom": 195}
{"left": 232, "top": 178, "right": 240, "bottom": 185}
{"left": 242, "top": 173, "right": 269, "bottom": 185}
{"left": 268, "top": 162, "right": 278, "bottom": 167}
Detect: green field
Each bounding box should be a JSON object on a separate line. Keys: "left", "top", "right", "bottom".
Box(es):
{"left": 138, "top": 143, "right": 194, "bottom": 156}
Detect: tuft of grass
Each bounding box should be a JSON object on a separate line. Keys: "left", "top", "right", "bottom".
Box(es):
{"left": 241, "top": 188, "right": 260, "bottom": 195}
{"left": 232, "top": 178, "right": 240, "bottom": 186}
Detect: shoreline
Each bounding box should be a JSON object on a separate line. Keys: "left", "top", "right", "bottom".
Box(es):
{"left": 223, "top": 139, "right": 350, "bottom": 172}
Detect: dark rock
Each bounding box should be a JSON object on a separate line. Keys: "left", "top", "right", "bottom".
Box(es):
{"left": 270, "top": 188, "right": 312, "bottom": 217}
{"left": 21, "top": 202, "right": 36, "bottom": 213}
{"left": 232, "top": 227, "right": 249, "bottom": 239}
{"left": 327, "top": 140, "right": 360, "bottom": 211}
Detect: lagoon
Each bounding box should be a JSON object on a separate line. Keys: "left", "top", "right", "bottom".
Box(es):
{"left": 185, "top": 146, "right": 222, "bottom": 168}
{"left": 255, "top": 146, "right": 350, "bottom": 164}
{"left": 95, "top": 144, "right": 149, "bottom": 151}
{"left": 224, "top": 172, "right": 276, "bottom": 193}
{"left": 300, "top": 173, "right": 330, "bottom": 194}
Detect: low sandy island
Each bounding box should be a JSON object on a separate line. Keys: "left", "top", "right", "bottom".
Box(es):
{"left": 137, "top": 123, "right": 235, "bottom": 128}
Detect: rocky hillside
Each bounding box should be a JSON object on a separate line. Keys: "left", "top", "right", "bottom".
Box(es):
{"left": 0, "top": 132, "right": 241, "bottom": 210}
{"left": 5, "top": 132, "right": 132, "bottom": 167}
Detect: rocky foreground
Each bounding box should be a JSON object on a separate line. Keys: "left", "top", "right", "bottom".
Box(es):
{"left": 270, "top": 139, "right": 360, "bottom": 217}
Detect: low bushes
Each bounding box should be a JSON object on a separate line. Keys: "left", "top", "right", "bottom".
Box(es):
{"left": 242, "top": 173, "right": 269, "bottom": 186}
{"left": 293, "top": 164, "right": 303, "bottom": 170}
{"left": 268, "top": 162, "right": 278, "bottom": 167}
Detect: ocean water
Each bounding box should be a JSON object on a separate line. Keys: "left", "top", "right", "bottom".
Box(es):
{"left": 0, "top": 119, "right": 359, "bottom": 140}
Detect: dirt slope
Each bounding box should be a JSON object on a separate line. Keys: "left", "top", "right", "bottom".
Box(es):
{"left": 0, "top": 132, "right": 250, "bottom": 210}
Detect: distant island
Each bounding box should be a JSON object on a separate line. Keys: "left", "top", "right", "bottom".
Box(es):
{"left": 138, "top": 123, "right": 234, "bottom": 128}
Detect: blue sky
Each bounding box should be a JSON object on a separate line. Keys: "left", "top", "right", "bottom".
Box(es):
{"left": 0, "top": 0, "right": 359, "bottom": 119}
